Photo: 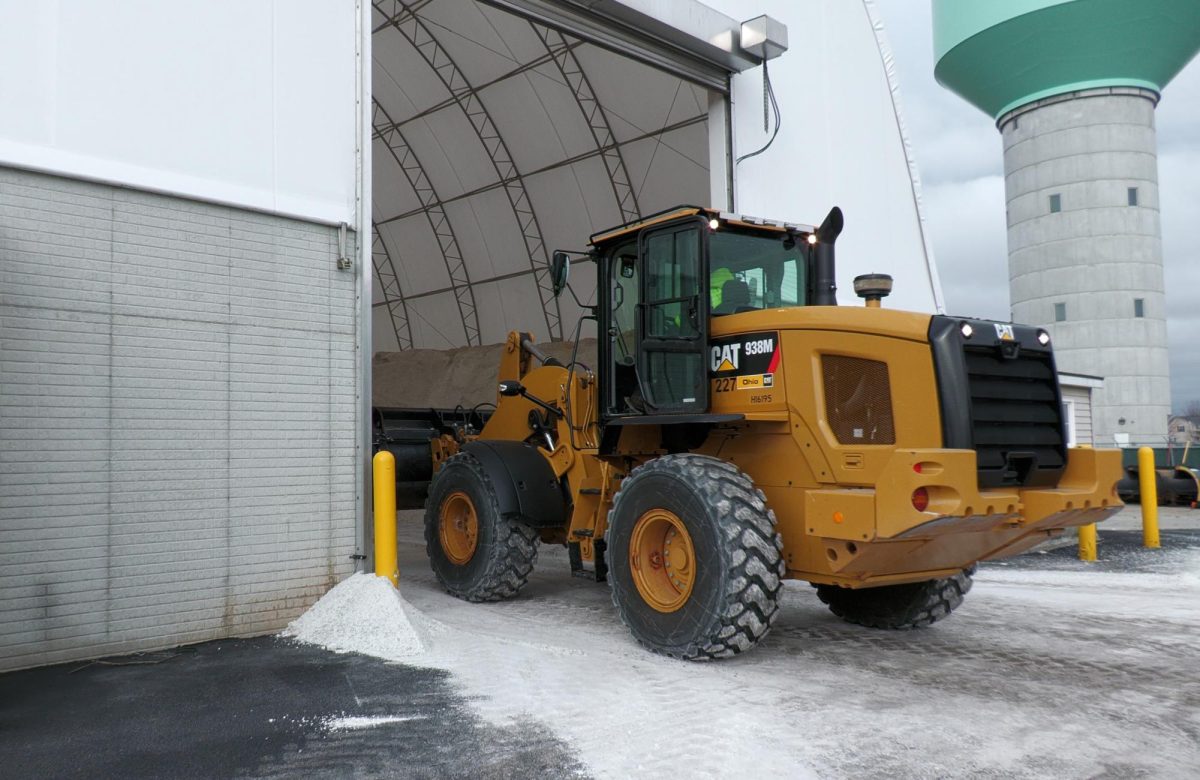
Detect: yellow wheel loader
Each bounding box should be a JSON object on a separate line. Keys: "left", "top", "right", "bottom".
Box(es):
{"left": 374, "top": 205, "right": 1123, "bottom": 660}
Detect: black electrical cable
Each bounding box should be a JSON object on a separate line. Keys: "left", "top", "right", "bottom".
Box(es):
{"left": 735, "top": 60, "right": 782, "bottom": 166}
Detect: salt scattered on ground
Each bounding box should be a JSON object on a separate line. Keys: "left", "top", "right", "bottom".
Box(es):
{"left": 266, "top": 713, "right": 426, "bottom": 732}
{"left": 282, "top": 573, "right": 427, "bottom": 661}
{"left": 388, "top": 519, "right": 1199, "bottom": 779}
{"left": 278, "top": 524, "right": 1200, "bottom": 778}
{"left": 323, "top": 715, "right": 424, "bottom": 731}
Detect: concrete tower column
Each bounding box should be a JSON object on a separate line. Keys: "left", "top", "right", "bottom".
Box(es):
{"left": 933, "top": 0, "right": 1200, "bottom": 447}
{"left": 1001, "top": 88, "right": 1170, "bottom": 444}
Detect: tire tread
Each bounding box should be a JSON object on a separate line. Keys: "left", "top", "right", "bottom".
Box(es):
{"left": 424, "top": 452, "right": 538, "bottom": 602}
{"left": 815, "top": 568, "right": 974, "bottom": 629}
{"left": 608, "top": 454, "right": 786, "bottom": 661}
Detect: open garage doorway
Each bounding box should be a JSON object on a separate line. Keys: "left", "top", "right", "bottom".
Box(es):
{"left": 369, "top": 0, "right": 722, "bottom": 359}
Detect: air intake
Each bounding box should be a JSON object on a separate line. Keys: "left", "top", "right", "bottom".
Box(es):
{"left": 822, "top": 355, "right": 895, "bottom": 445}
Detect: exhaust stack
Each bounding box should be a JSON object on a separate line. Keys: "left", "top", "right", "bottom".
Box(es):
{"left": 813, "top": 206, "right": 843, "bottom": 306}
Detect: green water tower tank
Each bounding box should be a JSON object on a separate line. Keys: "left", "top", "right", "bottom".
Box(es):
{"left": 934, "top": 0, "right": 1200, "bottom": 120}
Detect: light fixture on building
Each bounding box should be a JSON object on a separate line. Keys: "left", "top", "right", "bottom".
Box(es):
{"left": 740, "top": 15, "right": 789, "bottom": 60}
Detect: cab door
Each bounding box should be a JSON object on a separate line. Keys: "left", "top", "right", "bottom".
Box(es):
{"left": 636, "top": 219, "right": 710, "bottom": 413}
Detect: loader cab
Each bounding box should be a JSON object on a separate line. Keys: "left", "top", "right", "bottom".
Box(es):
{"left": 602, "top": 214, "right": 710, "bottom": 417}
{"left": 589, "top": 207, "right": 819, "bottom": 421}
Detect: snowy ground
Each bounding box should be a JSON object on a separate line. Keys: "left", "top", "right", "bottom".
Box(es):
{"left": 300, "top": 513, "right": 1200, "bottom": 779}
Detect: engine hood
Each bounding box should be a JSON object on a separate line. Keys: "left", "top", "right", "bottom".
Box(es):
{"left": 709, "top": 306, "right": 934, "bottom": 343}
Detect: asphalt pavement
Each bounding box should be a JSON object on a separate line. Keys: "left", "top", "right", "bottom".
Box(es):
{"left": 0, "top": 636, "right": 583, "bottom": 779}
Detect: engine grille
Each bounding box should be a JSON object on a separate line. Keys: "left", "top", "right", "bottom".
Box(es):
{"left": 929, "top": 316, "right": 1068, "bottom": 490}
{"left": 821, "top": 355, "right": 895, "bottom": 445}
{"left": 963, "top": 346, "right": 1065, "bottom": 487}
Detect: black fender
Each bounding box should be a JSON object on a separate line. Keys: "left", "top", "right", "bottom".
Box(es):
{"left": 462, "top": 440, "right": 568, "bottom": 528}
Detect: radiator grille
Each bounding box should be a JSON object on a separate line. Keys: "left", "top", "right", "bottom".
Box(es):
{"left": 964, "top": 346, "right": 1065, "bottom": 487}
{"left": 822, "top": 355, "right": 895, "bottom": 445}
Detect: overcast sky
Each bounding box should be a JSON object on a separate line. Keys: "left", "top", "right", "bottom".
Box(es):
{"left": 874, "top": 2, "right": 1200, "bottom": 414}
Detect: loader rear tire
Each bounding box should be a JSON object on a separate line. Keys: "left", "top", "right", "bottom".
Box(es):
{"left": 606, "top": 454, "right": 785, "bottom": 660}
{"left": 425, "top": 452, "right": 538, "bottom": 602}
{"left": 815, "top": 568, "right": 974, "bottom": 629}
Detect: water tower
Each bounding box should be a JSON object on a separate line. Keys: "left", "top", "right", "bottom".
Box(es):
{"left": 933, "top": 0, "right": 1200, "bottom": 446}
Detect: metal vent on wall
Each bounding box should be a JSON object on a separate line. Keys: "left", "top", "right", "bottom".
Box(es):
{"left": 821, "top": 355, "right": 896, "bottom": 445}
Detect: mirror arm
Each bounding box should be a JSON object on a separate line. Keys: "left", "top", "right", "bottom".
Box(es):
{"left": 563, "top": 280, "right": 595, "bottom": 313}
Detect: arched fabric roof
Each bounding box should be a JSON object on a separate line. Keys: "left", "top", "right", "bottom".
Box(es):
{"left": 371, "top": 0, "right": 714, "bottom": 350}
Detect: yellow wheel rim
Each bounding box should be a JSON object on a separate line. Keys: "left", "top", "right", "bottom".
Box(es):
{"left": 629, "top": 509, "right": 695, "bottom": 613}
{"left": 439, "top": 491, "right": 479, "bottom": 565}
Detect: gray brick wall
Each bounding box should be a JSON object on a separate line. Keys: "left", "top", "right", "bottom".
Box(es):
{"left": 0, "top": 167, "right": 360, "bottom": 672}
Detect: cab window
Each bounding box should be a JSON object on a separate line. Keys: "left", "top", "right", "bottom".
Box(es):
{"left": 607, "top": 241, "right": 639, "bottom": 413}
{"left": 637, "top": 222, "right": 707, "bottom": 412}
{"left": 643, "top": 229, "right": 701, "bottom": 339}
{"left": 709, "top": 230, "right": 809, "bottom": 315}
{"left": 610, "top": 241, "right": 638, "bottom": 365}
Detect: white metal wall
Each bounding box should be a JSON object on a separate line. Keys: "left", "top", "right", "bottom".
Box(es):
{"left": 706, "top": 0, "right": 944, "bottom": 314}
{"left": 0, "top": 0, "right": 359, "bottom": 225}
{"left": 0, "top": 167, "right": 358, "bottom": 672}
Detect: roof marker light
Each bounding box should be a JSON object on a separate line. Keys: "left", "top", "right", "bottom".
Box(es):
{"left": 960, "top": 323, "right": 974, "bottom": 338}
{"left": 1037, "top": 330, "right": 1051, "bottom": 346}
{"left": 807, "top": 234, "right": 818, "bottom": 245}
{"left": 708, "top": 218, "right": 720, "bottom": 231}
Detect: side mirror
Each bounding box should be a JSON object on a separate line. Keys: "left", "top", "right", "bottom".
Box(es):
{"left": 550, "top": 251, "right": 571, "bottom": 297}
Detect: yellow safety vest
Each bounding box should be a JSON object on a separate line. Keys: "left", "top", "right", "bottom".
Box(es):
{"left": 711, "top": 267, "right": 733, "bottom": 309}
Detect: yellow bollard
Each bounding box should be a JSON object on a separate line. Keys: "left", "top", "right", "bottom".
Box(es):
{"left": 1078, "top": 523, "right": 1097, "bottom": 562}
{"left": 373, "top": 450, "right": 399, "bottom": 585}
{"left": 1137, "top": 446, "right": 1161, "bottom": 550}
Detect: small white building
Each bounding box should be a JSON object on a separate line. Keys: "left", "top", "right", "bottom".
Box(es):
{"left": 1059, "top": 372, "right": 1104, "bottom": 447}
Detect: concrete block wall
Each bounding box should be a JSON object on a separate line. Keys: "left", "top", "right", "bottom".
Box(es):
{"left": 0, "top": 167, "right": 360, "bottom": 672}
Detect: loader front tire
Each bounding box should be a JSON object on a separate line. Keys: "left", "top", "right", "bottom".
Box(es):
{"left": 424, "top": 452, "right": 538, "bottom": 602}
{"left": 606, "top": 454, "right": 785, "bottom": 660}
{"left": 815, "top": 568, "right": 974, "bottom": 629}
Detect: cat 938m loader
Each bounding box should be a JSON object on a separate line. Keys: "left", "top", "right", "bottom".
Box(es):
{"left": 373, "top": 205, "right": 1124, "bottom": 660}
